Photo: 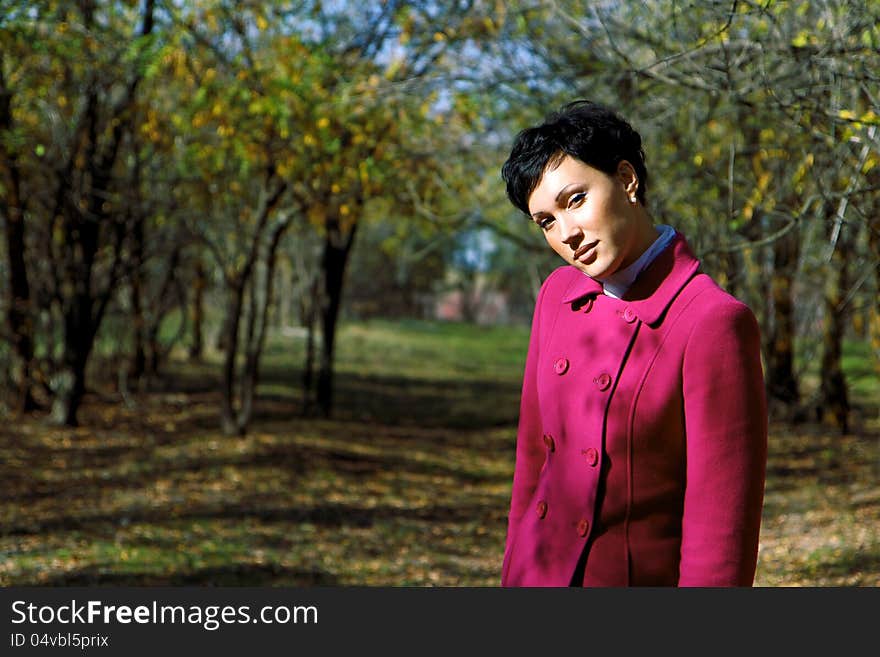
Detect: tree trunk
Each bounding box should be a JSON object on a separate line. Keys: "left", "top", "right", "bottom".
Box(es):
{"left": 216, "top": 176, "right": 286, "bottom": 435}
{"left": 715, "top": 247, "right": 738, "bottom": 300}
{"left": 189, "top": 257, "right": 205, "bottom": 362}
{"left": 817, "top": 214, "right": 850, "bottom": 433}
{"left": 317, "top": 219, "right": 358, "bottom": 416}
{"left": 220, "top": 281, "right": 246, "bottom": 436}
{"left": 766, "top": 226, "right": 800, "bottom": 406}
{"left": 51, "top": 308, "right": 95, "bottom": 427}
{"left": 237, "top": 219, "right": 289, "bottom": 432}
{"left": 866, "top": 172, "right": 880, "bottom": 423}
{"left": 50, "top": 0, "right": 155, "bottom": 426}
{"left": 129, "top": 214, "right": 146, "bottom": 386}
{"left": 0, "top": 57, "right": 36, "bottom": 412}
{"left": 302, "top": 275, "right": 319, "bottom": 415}
{"left": 143, "top": 247, "right": 181, "bottom": 381}
{"left": 52, "top": 163, "right": 102, "bottom": 426}
{"left": 237, "top": 274, "right": 260, "bottom": 434}
{"left": 275, "top": 256, "right": 291, "bottom": 330}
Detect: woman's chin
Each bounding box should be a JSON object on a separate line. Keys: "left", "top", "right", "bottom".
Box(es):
{"left": 576, "top": 261, "right": 611, "bottom": 280}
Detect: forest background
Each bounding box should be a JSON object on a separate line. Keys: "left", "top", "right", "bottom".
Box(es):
{"left": 0, "top": 0, "right": 877, "bottom": 586}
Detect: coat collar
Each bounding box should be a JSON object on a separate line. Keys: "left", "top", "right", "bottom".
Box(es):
{"left": 559, "top": 232, "right": 701, "bottom": 326}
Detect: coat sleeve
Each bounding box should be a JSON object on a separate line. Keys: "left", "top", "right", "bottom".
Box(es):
{"left": 679, "top": 299, "right": 768, "bottom": 586}
{"left": 501, "top": 277, "right": 553, "bottom": 581}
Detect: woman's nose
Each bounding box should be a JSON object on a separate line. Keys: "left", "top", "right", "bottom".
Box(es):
{"left": 560, "top": 219, "right": 583, "bottom": 246}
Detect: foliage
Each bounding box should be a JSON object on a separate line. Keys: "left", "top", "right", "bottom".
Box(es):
{"left": 1, "top": 0, "right": 878, "bottom": 429}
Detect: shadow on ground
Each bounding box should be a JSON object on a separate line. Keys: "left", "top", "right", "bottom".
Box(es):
{"left": 2, "top": 359, "right": 878, "bottom": 586}
{"left": 0, "top": 363, "right": 518, "bottom": 586}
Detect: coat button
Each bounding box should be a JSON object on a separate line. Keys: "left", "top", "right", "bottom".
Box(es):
{"left": 623, "top": 306, "right": 637, "bottom": 323}
{"left": 536, "top": 500, "right": 548, "bottom": 519}
{"left": 554, "top": 358, "right": 569, "bottom": 375}
{"left": 581, "top": 298, "right": 593, "bottom": 313}
{"left": 542, "top": 434, "right": 555, "bottom": 452}
{"left": 594, "top": 373, "right": 612, "bottom": 391}
{"left": 582, "top": 447, "right": 599, "bottom": 467}
{"left": 577, "top": 518, "right": 590, "bottom": 537}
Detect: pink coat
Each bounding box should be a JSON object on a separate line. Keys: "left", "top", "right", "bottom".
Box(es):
{"left": 501, "top": 233, "right": 767, "bottom": 586}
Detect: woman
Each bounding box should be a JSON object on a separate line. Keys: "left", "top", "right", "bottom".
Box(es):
{"left": 500, "top": 100, "right": 767, "bottom": 587}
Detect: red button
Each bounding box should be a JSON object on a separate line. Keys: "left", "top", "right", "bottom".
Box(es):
{"left": 542, "top": 434, "right": 555, "bottom": 452}
{"left": 580, "top": 298, "right": 593, "bottom": 313}
{"left": 582, "top": 447, "right": 599, "bottom": 467}
{"left": 623, "top": 306, "right": 637, "bottom": 323}
{"left": 577, "top": 518, "right": 590, "bottom": 537}
{"left": 594, "top": 373, "right": 612, "bottom": 390}
{"left": 554, "top": 358, "right": 569, "bottom": 375}
{"left": 536, "top": 500, "right": 548, "bottom": 519}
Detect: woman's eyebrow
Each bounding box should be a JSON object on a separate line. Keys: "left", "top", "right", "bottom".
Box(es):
{"left": 555, "top": 183, "right": 580, "bottom": 204}
{"left": 530, "top": 183, "right": 583, "bottom": 218}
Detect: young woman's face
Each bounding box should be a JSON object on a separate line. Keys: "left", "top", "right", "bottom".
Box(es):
{"left": 527, "top": 155, "right": 653, "bottom": 281}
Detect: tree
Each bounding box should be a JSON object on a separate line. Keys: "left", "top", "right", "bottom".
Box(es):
{"left": 0, "top": 43, "right": 34, "bottom": 412}
{"left": 0, "top": 1, "right": 160, "bottom": 425}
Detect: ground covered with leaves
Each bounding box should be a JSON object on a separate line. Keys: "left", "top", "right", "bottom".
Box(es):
{"left": 1, "top": 320, "right": 877, "bottom": 586}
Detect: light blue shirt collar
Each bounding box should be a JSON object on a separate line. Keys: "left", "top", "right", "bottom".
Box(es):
{"left": 601, "top": 224, "right": 676, "bottom": 299}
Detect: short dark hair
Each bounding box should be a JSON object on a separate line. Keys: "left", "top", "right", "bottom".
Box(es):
{"left": 501, "top": 100, "right": 648, "bottom": 216}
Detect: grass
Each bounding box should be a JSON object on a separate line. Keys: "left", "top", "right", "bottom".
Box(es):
{"left": 0, "top": 319, "right": 877, "bottom": 586}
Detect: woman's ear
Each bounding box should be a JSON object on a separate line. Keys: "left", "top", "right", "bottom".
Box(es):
{"left": 617, "top": 160, "right": 639, "bottom": 202}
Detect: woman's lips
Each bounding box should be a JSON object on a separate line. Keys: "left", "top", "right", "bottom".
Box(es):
{"left": 574, "top": 240, "right": 599, "bottom": 262}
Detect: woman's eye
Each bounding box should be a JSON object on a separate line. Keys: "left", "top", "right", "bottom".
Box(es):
{"left": 538, "top": 216, "right": 555, "bottom": 230}
{"left": 567, "top": 192, "right": 586, "bottom": 208}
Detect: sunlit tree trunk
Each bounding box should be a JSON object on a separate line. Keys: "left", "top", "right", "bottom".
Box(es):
{"left": 238, "top": 217, "right": 289, "bottom": 432}
{"left": 218, "top": 177, "right": 286, "bottom": 435}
